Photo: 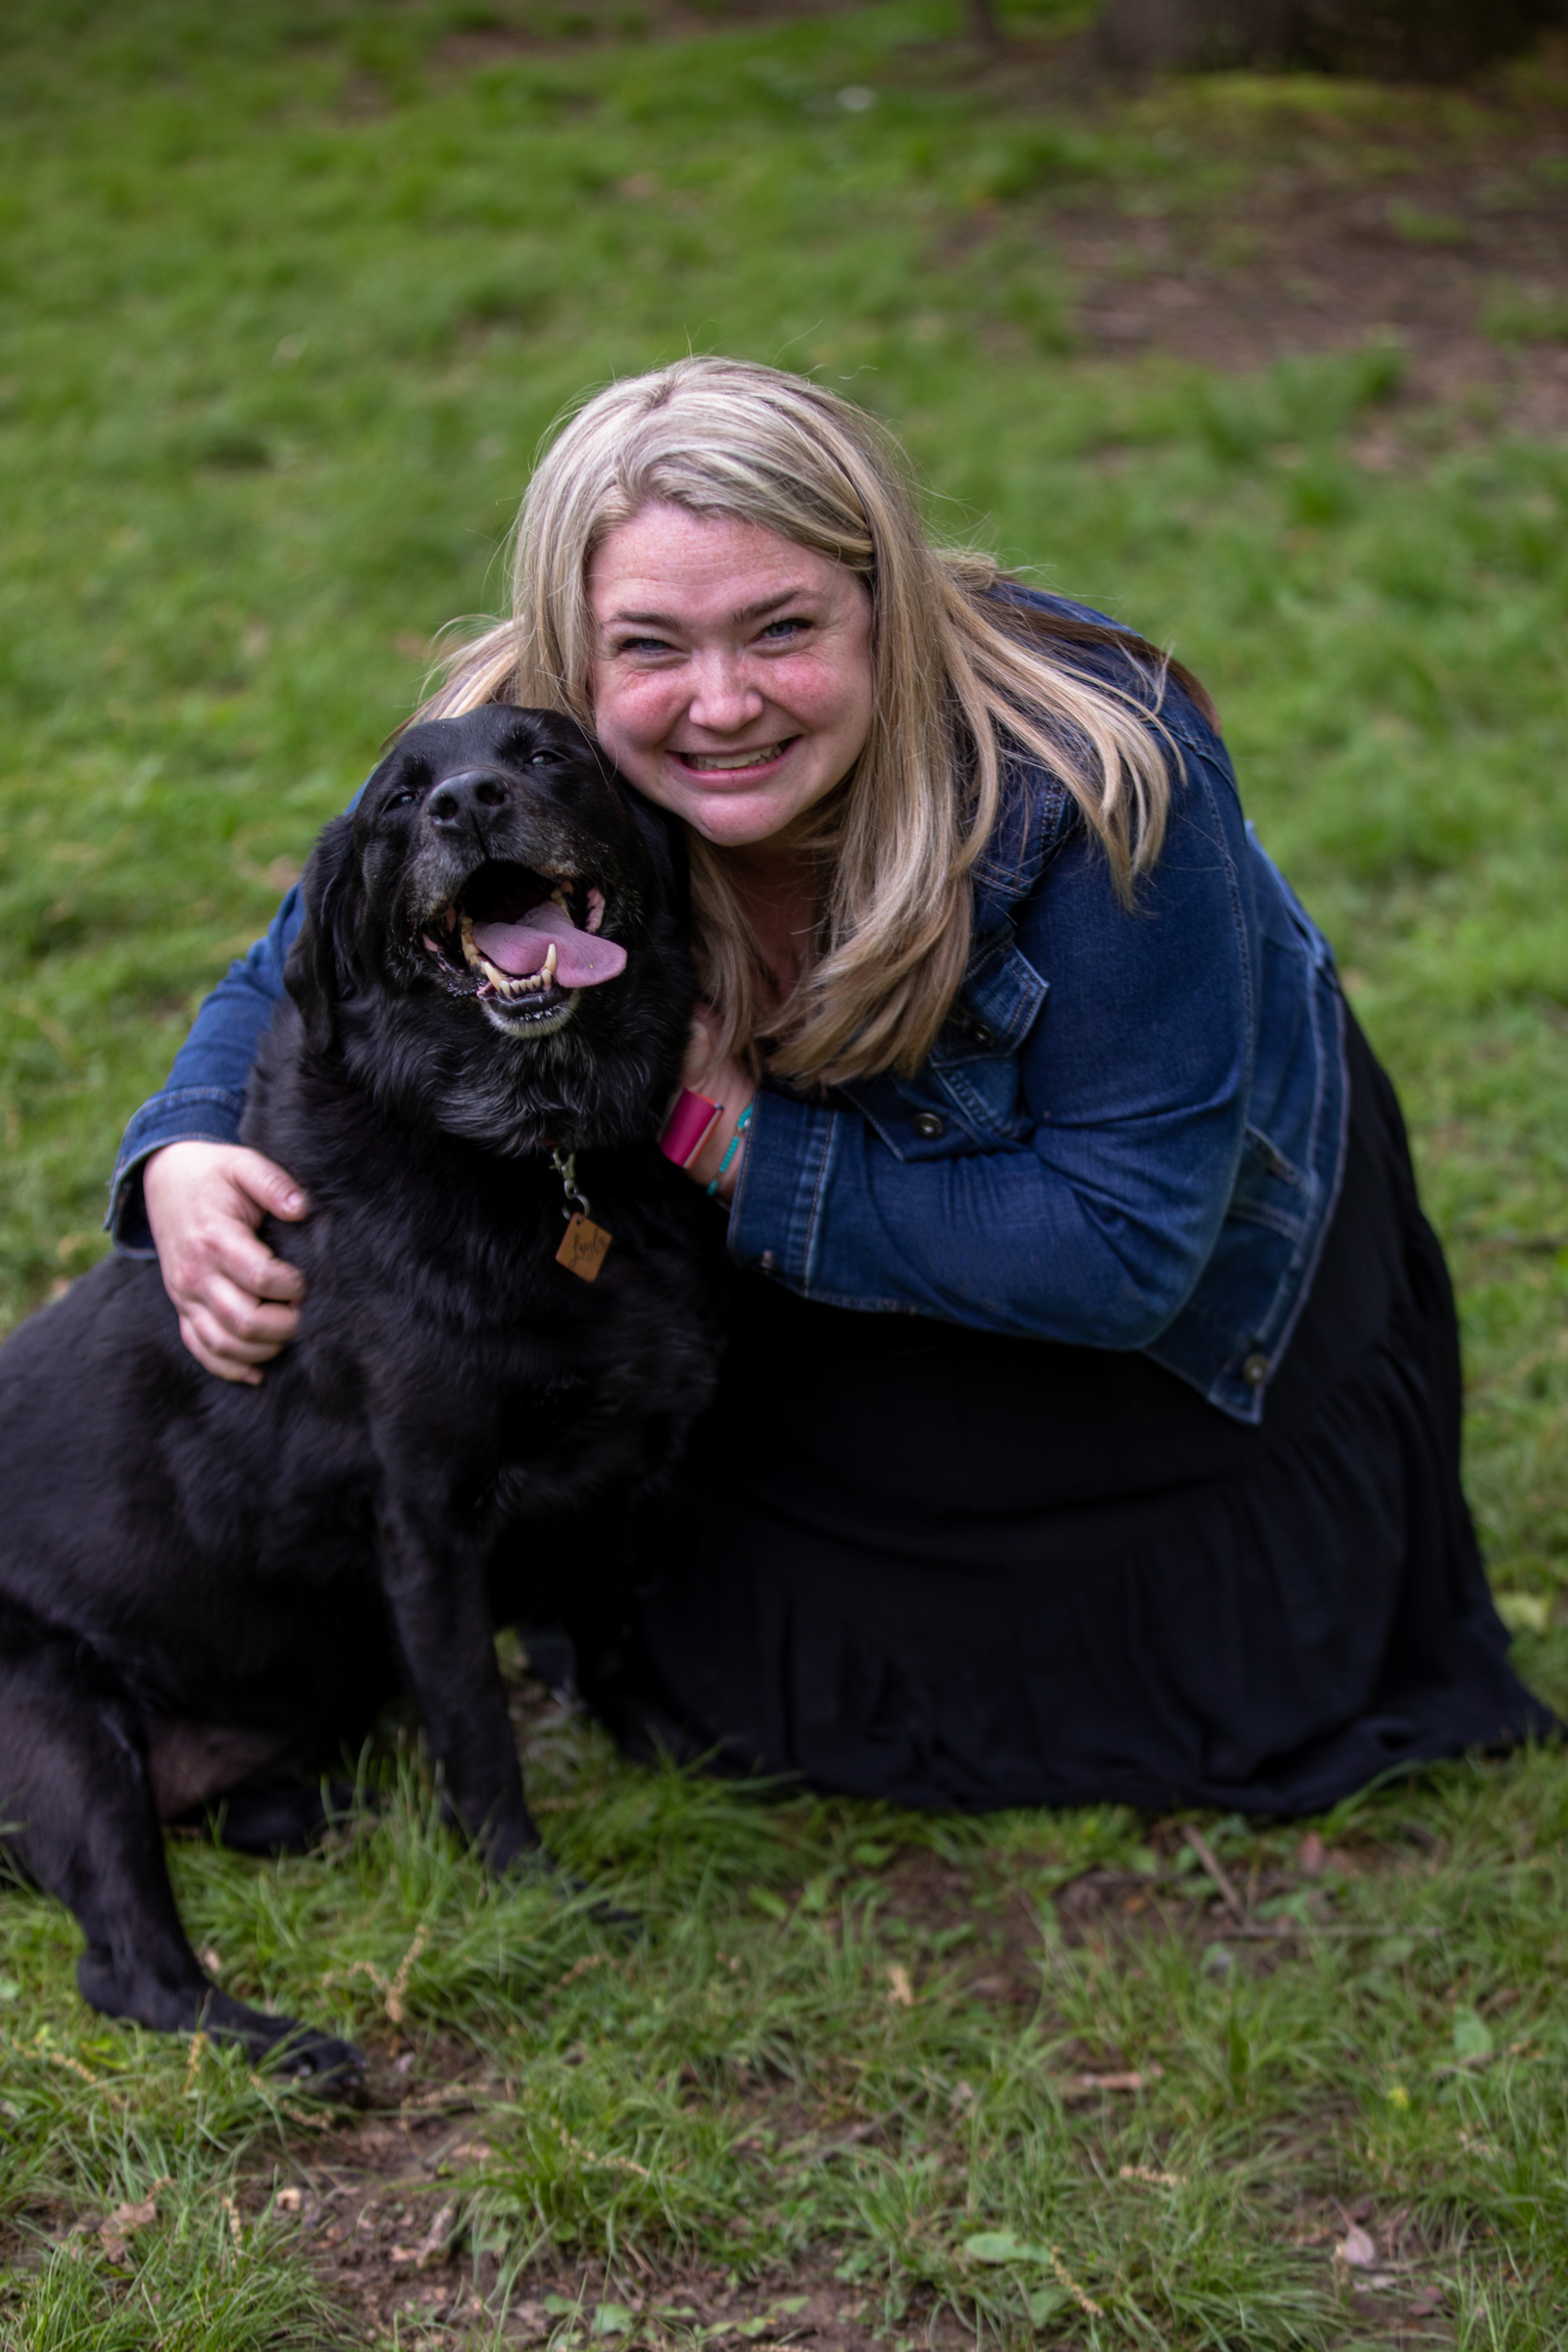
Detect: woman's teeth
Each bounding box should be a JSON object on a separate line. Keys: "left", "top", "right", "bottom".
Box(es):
{"left": 678, "top": 744, "right": 786, "bottom": 773}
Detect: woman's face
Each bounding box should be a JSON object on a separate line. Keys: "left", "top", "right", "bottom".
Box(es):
{"left": 587, "top": 504, "right": 875, "bottom": 853}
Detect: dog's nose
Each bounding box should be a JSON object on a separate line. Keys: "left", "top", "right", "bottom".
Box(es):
{"left": 428, "top": 769, "right": 511, "bottom": 829}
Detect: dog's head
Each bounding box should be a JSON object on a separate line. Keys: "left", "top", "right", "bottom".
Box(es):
{"left": 285, "top": 706, "right": 694, "bottom": 1154}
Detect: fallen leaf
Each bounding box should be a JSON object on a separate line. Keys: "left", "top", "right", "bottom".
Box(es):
{"left": 1297, "top": 1831, "right": 1325, "bottom": 1877}
{"left": 97, "top": 2189, "right": 161, "bottom": 2263}
{"left": 886, "top": 1963, "right": 914, "bottom": 2007}
{"left": 1450, "top": 2007, "right": 1494, "bottom": 2065}
{"left": 1336, "top": 2223, "right": 1378, "bottom": 2268}
{"left": 963, "top": 2230, "right": 1046, "bottom": 2263}
{"left": 1407, "top": 2284, "right": 1446, "bottom": 2318}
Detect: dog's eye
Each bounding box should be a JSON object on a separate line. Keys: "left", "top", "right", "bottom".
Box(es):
{"left": 385, "top": 788, "right": 417, "bottom": 808}
{"left": 529, "top": 750, "right": 563, "bottom": 767}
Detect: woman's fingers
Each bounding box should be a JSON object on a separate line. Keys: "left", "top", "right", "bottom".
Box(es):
{"left": 143, "top": 1140, "right": 310, "bottom": 1379}
{"left": 680, "top": 1003, "right": 727, "bottom": 1093}
{"left": 222, "top": 1145, "right": 309, "bottom": 1226}
{"left": 201, "top": 1215, "right": 306, "bottom": 1306}
{"left": 175, "top": 1314, "right": 262, "bottom": 1386}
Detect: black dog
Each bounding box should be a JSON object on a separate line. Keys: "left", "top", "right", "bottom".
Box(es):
{"left": 0, "top": 708, "right": 723, "bottom": 2082}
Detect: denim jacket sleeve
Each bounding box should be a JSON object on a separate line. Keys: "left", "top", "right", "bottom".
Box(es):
{"left": 726, "top": 737, "right": 1255, "bottom": 1349}
{"left": 106, "top": 887, "right": 306, "bottom": 1252}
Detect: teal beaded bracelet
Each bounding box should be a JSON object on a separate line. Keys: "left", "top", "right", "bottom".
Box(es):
{"left": 706, "top": 1101, "right": 755, "bottom": 1198}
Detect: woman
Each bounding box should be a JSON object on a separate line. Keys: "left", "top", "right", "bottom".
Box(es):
{"left": 110, "top": 358, "right": 1550, "bottom": 1815}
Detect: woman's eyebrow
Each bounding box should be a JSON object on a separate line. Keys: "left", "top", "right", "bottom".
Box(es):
{"left": 607, "top": 588, "right": 817, "bottom": 630}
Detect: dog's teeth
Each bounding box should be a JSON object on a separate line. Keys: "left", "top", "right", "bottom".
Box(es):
{"left": 550, "top": 884, "right": 572, "bottom": 912}
{"left": 542, "top": 940, "right": 558, "bottom": 982}
{"left": 461, "top": 913, "right": 482, "bottom": 970}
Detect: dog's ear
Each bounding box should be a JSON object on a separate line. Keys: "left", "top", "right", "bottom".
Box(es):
{"left": 284, "top": 813, "right": 364, "bottom": 1055}
{"left": 620, "top": 782, "right": 691, "bottom": 933}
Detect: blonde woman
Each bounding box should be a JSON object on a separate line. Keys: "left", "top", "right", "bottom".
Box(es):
{"left": 113, "top": 359, "right": 1549, "bottom": 1812}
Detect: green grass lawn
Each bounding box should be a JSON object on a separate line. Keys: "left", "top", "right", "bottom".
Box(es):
{"left": 4, "top": 5, "right": 1568, "bottom": 2345}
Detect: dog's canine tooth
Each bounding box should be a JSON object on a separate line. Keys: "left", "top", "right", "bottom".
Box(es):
{"left": 550, "top": 883, "right": 571, "bottom": 912}
{"left": 542, "top": 940, "right": 558, "bottom": 982}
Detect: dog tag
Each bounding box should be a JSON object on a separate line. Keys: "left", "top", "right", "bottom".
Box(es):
{"left": 556, "top": 1212, "right": 613, "bottom": 1283}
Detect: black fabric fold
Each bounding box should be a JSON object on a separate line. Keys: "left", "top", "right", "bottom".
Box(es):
{"left": 631, "top": 1014, "right": 1554, "bottom": 1815}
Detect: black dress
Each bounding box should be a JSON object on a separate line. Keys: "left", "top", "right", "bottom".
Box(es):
{"left": 629, "top": 1015, "right": 1553, "bottom": 1815}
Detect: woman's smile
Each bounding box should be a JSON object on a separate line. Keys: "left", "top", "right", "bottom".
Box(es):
{"left": 673, "top": 740, "right": 798, "bottom": 775}
{"left": 587, "top": 505, "right": 875, "bottom": 849}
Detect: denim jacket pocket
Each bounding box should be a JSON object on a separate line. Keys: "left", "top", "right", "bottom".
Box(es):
{"left": 841, "top": 937, "right": 1047, "bottom": 1160}
{"left": 1225, "top": 1122, "right": 1313, "bottom": 1243}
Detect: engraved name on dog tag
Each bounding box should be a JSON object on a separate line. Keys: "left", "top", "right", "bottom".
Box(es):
{"left": 556, "top": 1212, "right": 613, "bottom": 1282}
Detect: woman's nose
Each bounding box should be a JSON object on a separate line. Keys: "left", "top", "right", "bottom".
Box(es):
{"left": 685, "top": 652, "right": 765, "bottom": 733}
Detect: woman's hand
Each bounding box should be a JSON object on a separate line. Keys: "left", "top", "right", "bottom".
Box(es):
{"left": 678, "top": 1005, "right": 757, "bottom": 1203}
{"left": 142, "top": 1142, "right": 310, "bottom": 1384}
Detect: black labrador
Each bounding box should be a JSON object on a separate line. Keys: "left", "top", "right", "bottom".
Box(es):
{"left": 0, "top": 707, "right": 724, "bottom": 2083}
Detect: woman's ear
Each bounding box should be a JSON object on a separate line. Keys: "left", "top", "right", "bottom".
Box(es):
{"left": 284, "top": 814, "right": 363, "bottom": 1054}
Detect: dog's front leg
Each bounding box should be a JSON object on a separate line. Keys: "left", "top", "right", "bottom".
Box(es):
{"left": 375, "top": 1496, "right": 542, "bottom": 1873}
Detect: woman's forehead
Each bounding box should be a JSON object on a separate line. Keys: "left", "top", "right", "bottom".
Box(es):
{"left": 588, "top": 506, "right": 856, "bottom": 620}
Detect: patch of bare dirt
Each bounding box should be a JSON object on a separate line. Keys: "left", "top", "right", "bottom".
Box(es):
{"left": 237, "top": 2092, "right": 971, "bottom": 2349}
{"left": 1059, "top": 159, "right": 1568, "bottom": 428}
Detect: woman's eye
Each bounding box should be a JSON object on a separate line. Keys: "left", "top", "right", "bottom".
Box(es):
{"left": 618, "top": 634, "right": 675, "bottom": 657}
{"left": 760, "top": 617, "right": 806, "bottom": 642}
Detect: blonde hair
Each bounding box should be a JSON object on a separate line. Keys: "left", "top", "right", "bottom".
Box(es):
{"left": 418, "top": 358, "right": 1201, "bottom": 1086}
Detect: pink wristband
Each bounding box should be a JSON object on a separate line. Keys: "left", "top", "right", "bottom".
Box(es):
{"left": 659, "top": 1088, "right": 723, "bottom": 1169}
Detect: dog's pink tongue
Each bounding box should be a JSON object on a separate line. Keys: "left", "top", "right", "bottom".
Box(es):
{"left": 471, "top": 901, "right": 627, "bottom": 988}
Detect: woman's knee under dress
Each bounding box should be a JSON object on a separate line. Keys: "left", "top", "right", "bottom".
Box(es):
{"left": 631, "top": 1015, "right": 1554, "bottom": 1814}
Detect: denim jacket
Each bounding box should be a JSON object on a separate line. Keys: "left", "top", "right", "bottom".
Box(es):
{"left": 108, "top": 606, "right": 1348, "bottom": 1426}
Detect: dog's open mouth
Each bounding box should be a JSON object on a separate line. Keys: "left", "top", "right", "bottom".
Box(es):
{"left": 420, "top": 861, "right": 627, "bottom": 1028}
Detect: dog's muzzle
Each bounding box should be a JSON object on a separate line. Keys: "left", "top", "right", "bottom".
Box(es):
{"left": 419, "top": 858, "right": 627, "bottom": 1035}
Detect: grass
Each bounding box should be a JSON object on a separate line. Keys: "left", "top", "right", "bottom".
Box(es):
{"left": 4, "top": 1, "right": 1568, "bottom": 2342}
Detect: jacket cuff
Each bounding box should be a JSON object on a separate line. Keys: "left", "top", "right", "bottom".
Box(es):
{"left": 726, "top": 1086, "right": 841, "bottom": 1290}
{"left": 105, "top": 1087, "right": 249, "bottom": 1254}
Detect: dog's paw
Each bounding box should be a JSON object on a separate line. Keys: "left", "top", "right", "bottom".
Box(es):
{"left": 263, "top": 2025, "right": 368, "bottom": 2100}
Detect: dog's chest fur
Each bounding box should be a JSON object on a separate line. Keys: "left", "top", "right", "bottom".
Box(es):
{"left": 246, "top": 1000, "right": 720, "bottom": 1517}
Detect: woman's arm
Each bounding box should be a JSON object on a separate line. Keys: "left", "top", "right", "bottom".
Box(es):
{"left": 107, "top": 884, "right": 307, "bottom": 1250}
{"left": 108, "top": 885, "right": 309, "bottom": 1382}
{"left": 727, "top": 738, "right": 1256, "bottom": 1346}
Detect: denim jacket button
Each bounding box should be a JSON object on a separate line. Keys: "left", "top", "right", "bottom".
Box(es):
{"left": 1242, "top": 1351, "right": 1270, "bottom": 1387}
{"left": 911, "top": 1111, "right": 946, "bottom": 1141}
